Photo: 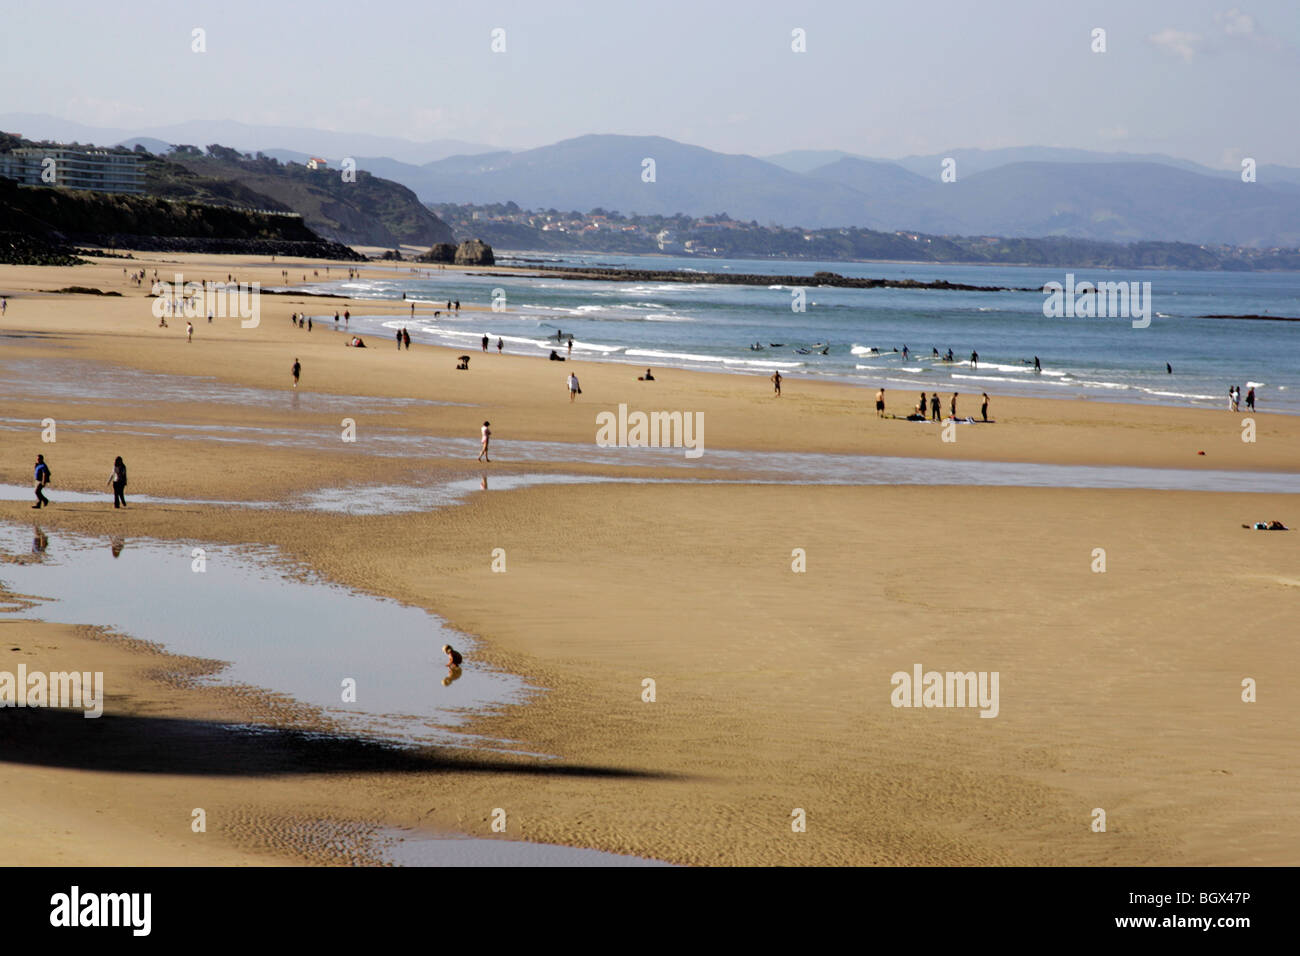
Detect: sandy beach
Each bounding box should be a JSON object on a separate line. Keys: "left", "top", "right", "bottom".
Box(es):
{"left": 2, "top": 253, "right": 1297, "bottom": 866}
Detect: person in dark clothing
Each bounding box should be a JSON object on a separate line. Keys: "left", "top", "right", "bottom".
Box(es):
{"left": 403, "top": 328, "right": 411, "bottom": 350}
{"left": 107, "top": 456, "right": 127, "bottom": 509}
{"left": 929, "top": 393, "right": 940, "bottom": 421}
{"left": 481, "top": 334, "right": 489, "bottom": 352}
{"left": 396, "top": 329, "right": 403, "bottom": 350}
{"left": 33, "top": 454, "right": 50, "bottom": 509}
{"left": 292, "top": 358, "right": 301, "bottom": 388}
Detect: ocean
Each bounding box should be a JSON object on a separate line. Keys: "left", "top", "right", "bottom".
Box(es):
{"left": 289, "top": 253, "right": 1300, "bottom": 414}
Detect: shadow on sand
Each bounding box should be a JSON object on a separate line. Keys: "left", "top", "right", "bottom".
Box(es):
{"left": 0, "top": 707, "right": 673, "bottom": 781}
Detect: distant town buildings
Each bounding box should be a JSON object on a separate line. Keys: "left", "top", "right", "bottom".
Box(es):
{"left": 306, "top": 157, "right": 328, "bottom": 170}
{"left": 0, "top": 147, "right": 145, "bottom": 194}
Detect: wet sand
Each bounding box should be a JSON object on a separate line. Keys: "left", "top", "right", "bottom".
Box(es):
{"left": 1, "top": 254, "right": 1297, "bottom": 866}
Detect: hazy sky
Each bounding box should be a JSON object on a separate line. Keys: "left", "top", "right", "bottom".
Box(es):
{"left": 5, "top": 0, "right": 1298, "bottom": 167}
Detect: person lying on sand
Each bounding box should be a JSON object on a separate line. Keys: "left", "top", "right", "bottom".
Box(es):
{"left": 1243, "top": 520, "right": 1288, "bottom": 530}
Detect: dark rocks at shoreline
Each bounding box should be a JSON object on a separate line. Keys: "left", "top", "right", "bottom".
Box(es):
{"left": 261, "top": 288, "right": 352, "bottom": 299}
{"left": 454, "top": 239, "right": 494, "bottom": 266}
{"left": 1201, "top": 313, "right": 1300, "bottom": 322}
{"left": 418, "top": 239, "right": 495, "bottom": 266}
{"left": 419, "top": 243, "right": 457, "bottom": 263}
{"left": 53, "top": 286, "right": 121, "bottom": 295}
{"left": 0, "top": 231, "right": 89, "bottom": 266}
{"left": 488, "top": 264, "right": 1032, "bottom": 293}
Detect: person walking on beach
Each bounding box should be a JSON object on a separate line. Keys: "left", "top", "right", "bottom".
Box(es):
{"left": 292, "top": 358, "right": 301, "bottom": 389}
{"left": 567, "top": 336, "right": 573, "bottom": 358}
{"left": 496, "top": 337, "right": 503, "bottom": 354}
{"left": 482, "top": 334, "right": 489, "bottom": 353}
{"left": 478, "top": 421, "right": 491, "bottom": 462}
{"left": 334, "top": 311, "right": 340, "bottom": 327}
{"left": 1246, "top": 386, "right": 1256, "bottom": 411}
{"left": 403, "top": 328, "right": 411, "bottom": 350}
{"left": 396, "top": 329, "right": 403, "bottom": 350}
{"left": 307, "top": 317, "right": 312, "bottom": 332}
{"left": 186, "top": 321, "right": 193, "bottom": 343}
{"left": 981, "top": 392, "right": 990, "bottom": 422}
{"left": 32, "top": 454, "right": 50, "bottom": 509}
{"left": 875, "top": 387, "right": 886, "bottom": 418}
{"left": 567, "top": 372, "right": 581, "bottom": 402}
{"left": 1229, "top": 385, "right": 1239, "bottom": 412}
{"left": 950, "top": 392, "right": 958, "bottom": 419}
{"left": 771, "top": 371, "right": 782, "bottom": 397}
{"left": 344, "top": 309, "right": 350, "bottom": 328}
{"left": 107, "top": 456, "right": 127, "bottom": 509}
{"left": 1, "top": 297, "right": 7, "bottom": 316}
{"left": 929, "top": 393, "right": 940, "bottom": 421}
{"left": 918, "top": 390, "right": 927, "bottom": 416}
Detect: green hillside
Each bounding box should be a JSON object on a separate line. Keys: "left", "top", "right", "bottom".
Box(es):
{"left": 160, "top": 147, "right": 455, "bottom": 247}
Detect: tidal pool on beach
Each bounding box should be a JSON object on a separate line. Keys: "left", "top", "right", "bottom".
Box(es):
{"left": 376, "top": 827, "right": 672, "bottom": 867}
{"left": 2, "top": 445, "right": 1297, "bottom": 521}
{"left": 0, "top": 357, "right": 470, "bottom": 411}
{"left": 0, "top": 521, "right": 532, "bottom": 750}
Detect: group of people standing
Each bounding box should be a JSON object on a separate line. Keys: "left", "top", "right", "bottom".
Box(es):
{"left": 31, "top": 454, "right": 128, "bottom": 510}
{"left": 873, "top": 389, "right": 992, "bottom": 423}
{"left": 1229, "top": 385, "right": 1256, "bottom": 412}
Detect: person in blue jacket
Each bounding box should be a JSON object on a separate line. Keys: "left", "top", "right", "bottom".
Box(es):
{"left": 32, "top": 454, "right": 50, "bottom": 509}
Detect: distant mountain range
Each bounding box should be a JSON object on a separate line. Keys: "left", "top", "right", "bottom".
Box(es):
{"left": 399, "top": 136, "right": 1300, "bottom": 247}
{"left": 6, "top": 114, "right": 1300, "bottom": 248}
{"left": 0, "top": 113, "right": 499, "bottom": 166}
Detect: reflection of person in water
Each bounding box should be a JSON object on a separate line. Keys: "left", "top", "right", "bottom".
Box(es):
{"left": 442, "top": 644, "right": 463, "bottom": 667}
{"left": 442, "top": 666, "right": 463, "bottom": 687}
{"left": 111, "top": 536, "right": 125, "bottom": 558}
{"left": 32, "top": 526, "right": 47, "bottom": 555}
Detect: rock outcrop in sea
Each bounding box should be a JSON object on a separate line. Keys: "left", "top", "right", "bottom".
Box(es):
{"left": 419, "top": 239, "right": 495, "bottom": 266}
